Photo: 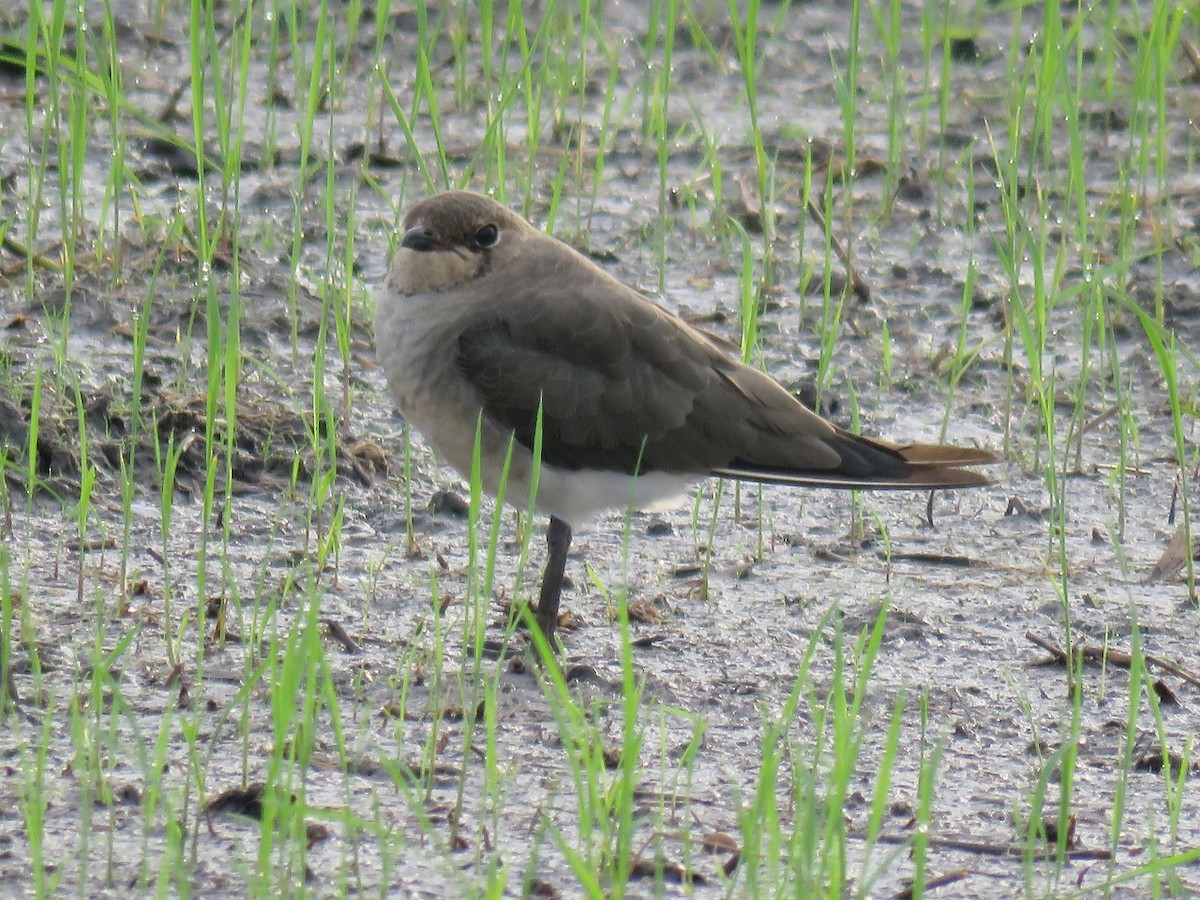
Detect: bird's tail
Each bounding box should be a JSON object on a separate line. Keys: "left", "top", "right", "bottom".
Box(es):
{"left": 714, "top": 432, "right": 1000, "bottom": 490}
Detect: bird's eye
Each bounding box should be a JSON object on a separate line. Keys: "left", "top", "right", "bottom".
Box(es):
{"left": 472, "top": 224, "right": 499, "bottom": 250}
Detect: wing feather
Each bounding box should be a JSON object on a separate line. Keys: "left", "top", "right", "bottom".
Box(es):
{"left": 454, "top": 236, "right": 997, "bottom": 488}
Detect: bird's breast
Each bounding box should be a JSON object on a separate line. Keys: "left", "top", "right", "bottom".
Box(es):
{"left": 373, "top": 285, "right": 504, "bottom": 478}
{"left": 375, "top": 290, "right": 458, "bottom": 412}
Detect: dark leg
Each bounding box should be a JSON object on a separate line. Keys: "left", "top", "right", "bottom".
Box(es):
{"left": 535, "top": 516, "right": 572, "bottom": 645}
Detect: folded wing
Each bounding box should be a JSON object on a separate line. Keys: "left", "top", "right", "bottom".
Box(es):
{"left": 455, "top": 240, "right": 998, "bottom": 489}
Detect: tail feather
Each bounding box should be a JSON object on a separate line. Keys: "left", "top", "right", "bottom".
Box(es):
{"left": 714, "top": 430, "right": 1000, "bottom": 491}
{"left": 881, "top": 441, "right": 1001, "bottom": 470}
{"left": 712, "top": 464, "right": 994, "bottom": 490}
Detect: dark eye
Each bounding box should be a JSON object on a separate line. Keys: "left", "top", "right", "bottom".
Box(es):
{"left": 472, "top": 224, "right": 499, "bottom": 250}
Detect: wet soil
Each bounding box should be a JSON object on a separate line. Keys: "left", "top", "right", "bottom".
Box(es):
{"left": 1, "top": 2, "right": 1199, "bottom": 897}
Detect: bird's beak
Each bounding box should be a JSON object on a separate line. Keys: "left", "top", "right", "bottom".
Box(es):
{"left": 401, "top": 223, "right": 437, "bottom": 252}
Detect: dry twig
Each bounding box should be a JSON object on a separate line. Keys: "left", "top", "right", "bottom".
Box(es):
{"left": 1026, "top": 631, "right": 1200, "bottom": 689}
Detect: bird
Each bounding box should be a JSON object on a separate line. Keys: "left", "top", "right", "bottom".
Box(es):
{"left": 374, "top": 190, "right": 998, "bottom": 648}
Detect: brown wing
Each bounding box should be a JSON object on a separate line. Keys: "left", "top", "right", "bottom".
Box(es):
{"left": 455, "top": 236, "right": 997, "bottom": 488}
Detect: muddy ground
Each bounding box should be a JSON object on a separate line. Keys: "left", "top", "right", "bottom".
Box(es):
{"left": 1, "top": 1, "right": 1199, "bottom": 897}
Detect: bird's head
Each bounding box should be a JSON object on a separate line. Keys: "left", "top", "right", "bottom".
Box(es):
{"left": 386, "top": 191, "right": 532, "bottom": 295}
